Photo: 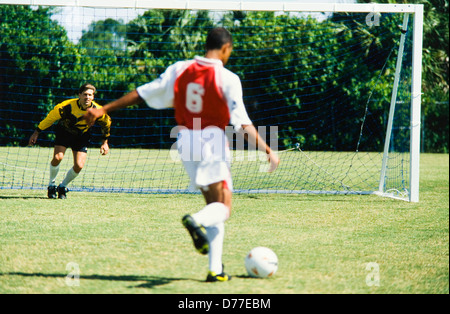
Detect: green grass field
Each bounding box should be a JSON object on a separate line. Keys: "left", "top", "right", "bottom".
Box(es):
{"left": 0, "top": 153, "right": 448, "bottom": 294}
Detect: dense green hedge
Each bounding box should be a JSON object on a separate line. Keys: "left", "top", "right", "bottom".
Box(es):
{"left": 0, "top": 5, "right": 447, "bottom": 152}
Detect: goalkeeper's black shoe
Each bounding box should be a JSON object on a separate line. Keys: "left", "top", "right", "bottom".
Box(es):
{"left": 206, "top": 271, "right": 232, "bottom": 282}
{"left": 182, "top": 215, "right": 209, "bottom": 255}
{"left": 57, "top": 185, "right": 68, "bottom": 199}
{"left": 47, "top": 186, "right": 57, "bottom": 199}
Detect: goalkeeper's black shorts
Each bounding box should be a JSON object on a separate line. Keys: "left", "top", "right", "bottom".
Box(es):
{"left": 54, "top": 125, "right": 90, "bottom": 153}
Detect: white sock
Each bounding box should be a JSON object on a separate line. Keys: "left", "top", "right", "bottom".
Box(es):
{"left": 60, "top": 167, "right": 79, "bottom": 187}
{"left": 192, "top": 202, "right": 229, "bottom": 228}
{"left": 49, "top": 164, "right": 60, "bottom": 186}
{"left": 206, "top": 223, "right": 225, "bottom": 274}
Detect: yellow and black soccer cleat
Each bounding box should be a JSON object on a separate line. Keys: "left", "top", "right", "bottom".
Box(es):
{"left": 182, "top": 214, "right": 209, "bottom": 255}
{"left": 206, "top": 271, "right": 232, "bottom": 282}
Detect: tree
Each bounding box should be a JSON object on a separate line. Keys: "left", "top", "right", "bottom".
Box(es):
{"left": 0, "top": 5, "right": 79, "bottom": 145}
{"left": 356, "top": 0, "right": 449, "bottom": 152}
{"left": 79, "top": 18, "right": 127, "bottom": 54}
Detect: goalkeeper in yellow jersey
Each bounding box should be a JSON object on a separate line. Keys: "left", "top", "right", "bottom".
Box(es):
{"left": 28, "top": 83, "right": 111, "bottom": 199}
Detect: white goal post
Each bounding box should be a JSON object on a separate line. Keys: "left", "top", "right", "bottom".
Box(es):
{"left": 0, "top": 0, "right": 424, "bottom": 202}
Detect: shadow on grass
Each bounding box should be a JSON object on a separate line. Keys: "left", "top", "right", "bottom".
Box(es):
{"left": 0, "top": 195, "right": 49, "bottom": 200}
{"left": 1, "top": 272, "right": 201, "bottom": 289}
{"left": 234, "top": 274, "right": 270, "bottom": 280}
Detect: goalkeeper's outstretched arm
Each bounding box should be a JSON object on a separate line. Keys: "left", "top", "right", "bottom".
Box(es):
{"left": 83, "top": 90, "right": 143, "bottom": 126}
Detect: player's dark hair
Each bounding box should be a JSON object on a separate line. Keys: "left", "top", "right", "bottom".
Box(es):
{"left": 205, "top": 27, "right": 233, "bottom": 51}
{"left": 79, "top": 83, "right": 96, "bottom": 94}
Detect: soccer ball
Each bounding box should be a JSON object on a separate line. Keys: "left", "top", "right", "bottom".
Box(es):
{"left": 245, "top": 247, "right": 278, "bottom": 278}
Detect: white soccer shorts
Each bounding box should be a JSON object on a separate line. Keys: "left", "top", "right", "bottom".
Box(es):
{"left": 177, "top": 127, "right": 233, "bottom": 192}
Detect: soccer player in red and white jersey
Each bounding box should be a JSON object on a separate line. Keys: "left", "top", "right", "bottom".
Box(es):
{"left": 84, "top": 28, "right": 279, "bottom": 282}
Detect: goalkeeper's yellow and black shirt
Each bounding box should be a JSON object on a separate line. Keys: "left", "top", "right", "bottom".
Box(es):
{"left": 36, "top": 98, "right": 111, "bottom": 139}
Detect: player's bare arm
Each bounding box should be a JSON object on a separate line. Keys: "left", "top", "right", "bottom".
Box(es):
{"left": 28, "top": 130, "right": 40, "bottom": 146}
{"left": 241, "top": 124, "right": 280, "bottom": 173}
{"left": 100, "top": 139, "right": 109, "bottom": 155}
{"left": 84, "top": 90, "right": 143, "bottom": 126}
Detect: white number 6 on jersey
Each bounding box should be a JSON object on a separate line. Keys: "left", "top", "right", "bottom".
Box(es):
{"left": 186, "top": 82, "right": 204, "bottom": 113}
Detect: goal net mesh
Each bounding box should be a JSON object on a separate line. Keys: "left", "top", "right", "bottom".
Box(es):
{"left": 0, "top": 4, "right": 413, "bottom": 198}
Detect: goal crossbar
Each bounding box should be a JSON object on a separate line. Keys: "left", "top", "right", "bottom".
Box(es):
{"left": 0, "top": 0, "right": 422, "bottom": 14}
